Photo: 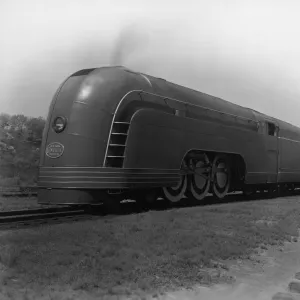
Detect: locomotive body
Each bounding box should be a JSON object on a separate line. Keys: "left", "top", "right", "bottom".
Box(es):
{"left": 38, "top": 66, "right": 300, "bottom": 205}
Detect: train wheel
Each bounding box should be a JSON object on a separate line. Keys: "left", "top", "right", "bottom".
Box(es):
{"left": 186, "top": 154, "right": 211, "bottom": 201}
{"left": 162, "top": 161, "right": 187, "bottom": 203}
{"left": 211, "top": 155, "right": 231, "bottom": 199}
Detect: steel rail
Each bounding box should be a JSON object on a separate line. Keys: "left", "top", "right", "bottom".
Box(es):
{"left": 0, "top": 207, "right": 86, "bottom": 226}
{"left": 0, "top": 206, "right": 82, "bottom": 217}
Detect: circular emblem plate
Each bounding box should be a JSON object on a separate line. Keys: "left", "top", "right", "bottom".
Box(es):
{"left": 46, "top": 142, "right": 64, "bottom": 158}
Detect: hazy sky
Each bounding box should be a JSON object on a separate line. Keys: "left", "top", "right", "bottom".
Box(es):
{"left": 1, "top": 0, "right": 300, "bottom": 126}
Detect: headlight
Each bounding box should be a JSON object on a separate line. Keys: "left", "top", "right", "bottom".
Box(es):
{"left": 52, "top": 116, "right": 67, "bottom": 133}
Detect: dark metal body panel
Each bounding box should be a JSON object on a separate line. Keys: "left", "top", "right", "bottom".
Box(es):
{"left": 252, "top": 112, "right": 300, "bottom": 183}
{"left": 277, "top": 122, "right": 300, "bottom": 182}
{"left": 38, "top": 66, "right": 300, "bottom": 203}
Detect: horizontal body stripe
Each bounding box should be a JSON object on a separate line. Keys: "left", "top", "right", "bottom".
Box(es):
{"left": 38, "top": 167, "right": 180, "bottom": 189}
{"left": 38, "top": 182, "right": 178, "bottom": 189}
{"left": 39, "top": 167, "right": 179, "bottom": 172}
{"left": 39, "top": 176, "right": 179, "bottom": 179}
{"left": 247, "top": 172, "right": 278, "bottom": 174}
{"left": 278, "top": 136, "right": 300, "bottom": 143}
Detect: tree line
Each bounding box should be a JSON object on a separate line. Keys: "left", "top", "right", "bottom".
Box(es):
{"left": 0, "top": 113, "right": 45, "bottom": 187}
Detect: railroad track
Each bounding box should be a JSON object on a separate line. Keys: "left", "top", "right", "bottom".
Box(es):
{"left": 0, "top": 186, "right": 40, "bottom": 197}
{"left": 0, "top": 206, "right": 91, "bottom": 229}
{"left": 1, "top": 188, "right": 300, "bottom": 230}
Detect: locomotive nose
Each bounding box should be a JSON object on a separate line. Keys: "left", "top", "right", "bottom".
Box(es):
{"left": 40, "top": 72, "right": 114, "bottom": 167}
{"left": 42, "top": 105, "right": 112, "bottom": 167}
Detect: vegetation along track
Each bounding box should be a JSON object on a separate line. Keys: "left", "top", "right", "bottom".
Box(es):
{"left": 0, "top": 206, "right": 89, "bottom": 229}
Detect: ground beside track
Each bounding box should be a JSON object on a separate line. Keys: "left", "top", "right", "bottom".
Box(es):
{"left": 0, "top": 196, "right": 300, "bottom": 299}
{"left": 0, "top": 195, "right": 54, "bottom": 211}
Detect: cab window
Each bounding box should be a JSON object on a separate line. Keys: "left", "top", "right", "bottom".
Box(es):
{"left": 267, "top": 122, "right": 277, "bottom": 136}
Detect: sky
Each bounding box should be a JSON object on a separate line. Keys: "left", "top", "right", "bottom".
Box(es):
{"left": 1, "top": 0, "right": 300, "bottom": 126}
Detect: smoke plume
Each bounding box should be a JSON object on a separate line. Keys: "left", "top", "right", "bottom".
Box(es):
{"left": 110, "top": 22, "right": 149, "bottom": 66}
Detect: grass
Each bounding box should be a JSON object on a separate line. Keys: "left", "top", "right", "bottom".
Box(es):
{"left": 0, "top": 196, "right": 300, "bottom": 299}
{"left": 0, "top": 195, "right": 50, "bottom": 211}
{"left": 0, "top": 176, "right": 20, "bottom": 187}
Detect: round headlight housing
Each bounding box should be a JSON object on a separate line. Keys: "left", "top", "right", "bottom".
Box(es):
{"left": 52, "top": 116, "right": 67, "bottom": 133}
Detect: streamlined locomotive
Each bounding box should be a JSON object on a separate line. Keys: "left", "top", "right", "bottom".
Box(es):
{"left": 37, "top": 66, "right": 300, "bottom": 205}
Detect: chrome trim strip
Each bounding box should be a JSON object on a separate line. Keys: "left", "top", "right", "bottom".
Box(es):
{"left": 39, "top": 181, "right": 178, "bottom": 184}
{"left": 39, "top": 167, "right": 179, "bottom": 171}
{"left": 247, "top": 172, "right": 278, "bottom": 174}
{"left": 39, "top": 176, "right": 179, "bottom": 179}
{"left": 278, "top": 136, "right": 300, "bottom": 143}
{"left": 39, "top": 172, "right": 179, "bottom": 175}
{"left": 139, "top": 74, "right": 152, "bottom": 87}
{"left": 38, "top": 166, "right": 181, "bottom": 189}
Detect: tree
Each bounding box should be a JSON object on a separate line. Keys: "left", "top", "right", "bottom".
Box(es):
{"left": 26, "top": 117, "right": 45, "bottom": 144}
{"left": 0, "top": 113, "right": 10, "bottom": 142}
{"left": 0, "top": 113, "right": 46, "bottom": 186}
{"left": 0, "top": 113, "right": 10, "bottom": 128}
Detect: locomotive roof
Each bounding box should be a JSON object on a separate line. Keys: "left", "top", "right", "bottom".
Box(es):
{"left": 71, "top": 66, "right": 300, "bottom": 133}
{"left": 251, "top": 108, "right": 300, "bottom": 133}
{"left": 75, "top": 66, "right": 257, "bottom": 121}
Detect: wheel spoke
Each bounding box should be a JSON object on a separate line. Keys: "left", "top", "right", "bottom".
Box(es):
{"left": 212, "top": 155, "right": 231, "bottom": 199}
{"left": 193, "top": 171, "right": 210, "bottom": 180}
{"left": 186, "top": 154, "right": 211, "bottom": 201}
{"left": 162, "top": 161, "right": 187, "bottom": 203}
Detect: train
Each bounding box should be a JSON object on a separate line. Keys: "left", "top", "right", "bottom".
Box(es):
{"left": 37, "top": 66, "right": 300, "bottom": 207}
